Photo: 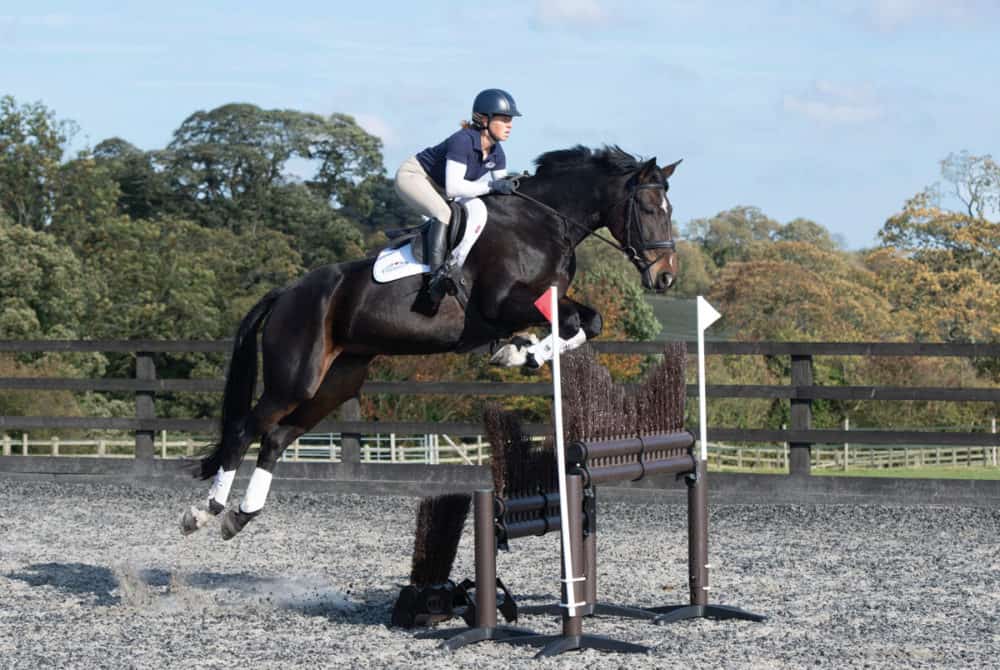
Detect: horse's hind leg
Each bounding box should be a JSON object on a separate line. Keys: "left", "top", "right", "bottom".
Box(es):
{"left": 220, "top": 354, "right": 373, "bottom": 540}
{"left": 182, "top": 394, "right": 300, "bottom": 536}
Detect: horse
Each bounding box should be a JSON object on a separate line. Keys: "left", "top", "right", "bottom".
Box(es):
{"left": 181, "top": 145, "right": 682, "bottom": 539}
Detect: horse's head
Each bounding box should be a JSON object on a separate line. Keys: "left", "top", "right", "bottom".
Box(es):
{"left": 608, "top": 157, "right": 682, "bottom": 292}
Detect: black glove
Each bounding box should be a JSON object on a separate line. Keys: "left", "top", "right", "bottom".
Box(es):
{"left": 490, "top": 177, "right": 519, "bottom": 195}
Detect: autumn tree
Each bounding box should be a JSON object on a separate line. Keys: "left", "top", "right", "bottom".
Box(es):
{"left": 875, "top": 151, "right": 1000, "bottom": 344}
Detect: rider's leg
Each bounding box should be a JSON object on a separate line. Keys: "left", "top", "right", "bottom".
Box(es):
{"left": 394, "top": 156, "right": 451, "bottom": 270}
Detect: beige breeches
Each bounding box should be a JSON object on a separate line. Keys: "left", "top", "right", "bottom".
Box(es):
{"left": 394, "top": 155, "right": 452, "bottom": 225}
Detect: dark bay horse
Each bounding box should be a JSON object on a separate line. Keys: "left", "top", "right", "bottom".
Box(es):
{"left": 181, "top": 146, "right": 681, "bottom": 539}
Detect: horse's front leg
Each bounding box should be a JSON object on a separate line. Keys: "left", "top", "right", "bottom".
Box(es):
{"left": 490, "top": 297, "right": 601, "bottom": 368}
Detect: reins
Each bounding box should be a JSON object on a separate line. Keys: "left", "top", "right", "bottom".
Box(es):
{"left": 511, "top": 181, "right": 674, "bottom": 266}
{"left": 511, "top": 190, "right": 625, "bottom": 256}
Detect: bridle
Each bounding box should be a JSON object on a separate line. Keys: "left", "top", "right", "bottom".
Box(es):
{"left": 512, "top": 178, "right": 675, "bottom": 284}
{"left": 620, "top": 182, "right": 675, "bottom": 281}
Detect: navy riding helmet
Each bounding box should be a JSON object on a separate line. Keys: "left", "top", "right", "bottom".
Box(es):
{"left": 472, "top": 89, "right": 522, "bottom": 125}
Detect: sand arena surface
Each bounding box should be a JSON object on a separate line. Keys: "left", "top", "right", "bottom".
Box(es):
{"left": 1, "top": 477, "right": 997, "bottom": 669}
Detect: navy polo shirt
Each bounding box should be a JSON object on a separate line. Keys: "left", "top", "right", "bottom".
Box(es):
{"left": 416, "top": 127, "right": 506, "bottom": 190}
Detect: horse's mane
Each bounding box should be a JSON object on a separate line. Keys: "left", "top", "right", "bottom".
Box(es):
{"left": 533, "top": 145, "right": 641, "bottom": 177}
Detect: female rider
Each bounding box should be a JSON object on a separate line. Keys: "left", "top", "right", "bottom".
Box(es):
{"left": 394, "top": 88, "right": 522, "bottom": 298}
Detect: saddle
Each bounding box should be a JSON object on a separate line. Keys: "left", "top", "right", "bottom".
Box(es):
{"left": 385, "top": 202, "right": 468, "bottom": 266}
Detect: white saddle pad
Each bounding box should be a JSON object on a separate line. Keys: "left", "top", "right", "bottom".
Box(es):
{"left": 372, "top": 198, "right": 488, "bottom": 283}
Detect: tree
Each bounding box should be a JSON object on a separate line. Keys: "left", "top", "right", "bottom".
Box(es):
{"left": 875, "top": 151, "right": 1000, "bottom": 347}
{"left": 93, "top": 137, "right": 172, "bottom": 220}
{"left": 0, "top": 96, "right": 76, "bottom": 230}
{"left": 939, "top": 151, "right": 1000, "bottom": 220}
{"left": 709, "top": 250, "right": 902, "bottom": 342}
{"left": 683, "top": 206, "right": 780, "bottom": 268}
{"left": 0, "top": 213, "right": 90, "bottom": 339}
{"left": 671, "top": 239, "right": 715, "bottom": 298}
{"left": 302, "top": 112, "right": 384, "bottom": 210}
{"left": 343, "top": 174, "right": 424, "bottom": 251}
{"left": 774, "top": 217, "right": 839, "bottom": 251}
{"left": 158, "top": 103, "right": 382, "bottom": 266}
{"left": 263, "top": 183, "right": 365, "bottom": 269}
{"left": 52, "top": 214, "right": 302, "bottom": 341}
{"left": 49, "top": 153, "right": 121, "bottom": 244}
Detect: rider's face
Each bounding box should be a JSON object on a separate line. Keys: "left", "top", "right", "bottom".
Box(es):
{"left": 488, "top": 115, "right": 513, "bottom": 141}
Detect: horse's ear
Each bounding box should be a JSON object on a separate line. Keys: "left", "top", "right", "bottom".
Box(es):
{"left": 661, "top": 159, "right": 683, "bottom": 179}
{"left": 637, "top": 157, "right": 659, "bottom": 180}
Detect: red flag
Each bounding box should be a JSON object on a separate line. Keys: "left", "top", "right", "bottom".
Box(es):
{"left": 534, "top": 287, "right": 556, "bottom": 323}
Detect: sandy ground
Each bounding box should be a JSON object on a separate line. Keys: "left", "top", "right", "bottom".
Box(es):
{"left": 1, "top": 477, "right": 998, "bottom": 669}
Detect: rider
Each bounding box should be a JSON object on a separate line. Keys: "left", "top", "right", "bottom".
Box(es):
{"left": 394, "top": 88, "right": 522, "bottom": 297}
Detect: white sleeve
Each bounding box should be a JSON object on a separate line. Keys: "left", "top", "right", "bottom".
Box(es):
{"left": 492, "top": 168, "right": 508, "bottom": 179}
{"left": 445, "top": 159, "right": 492, "bottom": 198}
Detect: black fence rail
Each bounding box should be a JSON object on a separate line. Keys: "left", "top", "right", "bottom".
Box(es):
{"left": 2, "top": 340, "right": 999, "bottom": 479}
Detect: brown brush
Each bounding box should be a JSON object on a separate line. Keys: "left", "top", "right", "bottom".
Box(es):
{"left": 409, "top": 493, "right": 472, "bottom": 587}
{"left": 485, "top": 403, "right": 558, "bottom": 499}
{"left": 558, "top": 343, "right": 687, "bottom": 444}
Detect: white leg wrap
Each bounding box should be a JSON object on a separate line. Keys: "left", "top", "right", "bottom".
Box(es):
{"left": 528, "top": 329, "right": 587, "bottom": 365}
{"left": 240, "top": 468, "right": 273, "bottom": 514}
{"left": 208, "top": 468, "right": 236, "bottom": 506}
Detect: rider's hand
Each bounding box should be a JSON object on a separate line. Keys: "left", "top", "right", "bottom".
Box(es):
{"left": 490, "top": 177, "right": 519, "bottom": 195}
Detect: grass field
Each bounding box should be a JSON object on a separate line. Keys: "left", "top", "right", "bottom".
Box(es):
{"left": 711, "top": 464, "right": 1000, "bottom": 480}
{"left": 815, "top": 465, "right": 1000, "bottom": 480}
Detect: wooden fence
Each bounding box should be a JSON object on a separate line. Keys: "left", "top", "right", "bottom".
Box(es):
{"left": 2, "top": 339, "right": 999, "bottom": 479}
{"left": 709, "top": 443, "right": 999, "bottom": 471}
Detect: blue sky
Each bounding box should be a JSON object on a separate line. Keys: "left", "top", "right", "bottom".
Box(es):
{"left": 2, "top": 0, "right": 998, "bottom": 248}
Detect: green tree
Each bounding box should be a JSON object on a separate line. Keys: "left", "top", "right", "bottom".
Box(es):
{"left": 344, "top": 174, "right": 424, "bottom": 251}
{"left": 774, "top": 217, "right": 839, "bottom": 251}
{"left": 0, "top": 96, "right": 76, "bottom": 229}
{"left": 684, "top": 206, "right": 780, "bottom": 268}
{"left": 0, "top": 214, "right": 89, "bottom": 339}
{"left": 48, "top": 153, "right": 122, "bottom": 245}
{"left": 93, "top": 137, "right": 172, "bottom": 220}
{"left": 158, "top": 103, "right": 382, "bottom": 265}
{"left": 302, "top": 112, "right": 384, "bottom": 210}
{"left": 671, "top": 239, "right": 715, "bottom": 298}
{"left": 264, "top": 183, "right": 365, "bottom": 269}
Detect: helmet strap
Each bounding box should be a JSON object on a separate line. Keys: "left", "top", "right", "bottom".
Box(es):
{"left": 486, "top": 121, "right": 502, "bottom": 144}
{"left": 473, "top": 112, "right": 501, "bottom": 145}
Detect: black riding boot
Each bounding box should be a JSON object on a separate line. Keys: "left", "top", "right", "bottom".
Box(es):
{"left": 415, "top": 219, "right": 451, "bottom": 316}
{"left": 426, "top": 218, "right": 448, "bottom": 271}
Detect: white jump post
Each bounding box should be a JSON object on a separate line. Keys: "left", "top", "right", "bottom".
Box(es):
{"left": 696, "top": 296, "right": 721, "bottom": 463}
{"left": 538, "top": 284, "right": 586, "bottom": 619}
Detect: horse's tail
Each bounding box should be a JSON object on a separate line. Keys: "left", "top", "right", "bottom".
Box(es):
{"left": 194, "top": 287, "right": 286, "bottom": 480}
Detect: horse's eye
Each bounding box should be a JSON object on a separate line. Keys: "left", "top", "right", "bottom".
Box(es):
{"left": 663, "top": 181, "right": 669, "bottom": 192}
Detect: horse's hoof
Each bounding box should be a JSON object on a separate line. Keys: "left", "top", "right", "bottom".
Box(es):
{"left": 509, "top": 334, "right": 539, "bottom": 349}
{"left": 489, "top": 344, "right": 528, "bottom": 367}
{"left": 523, "top": 352, "right": 541, "bottom": 370}
{"left": 220, "top": 507, "right": 259, "bottom": 541}
{"left": 180, "top": 506, "right": 214, "bottom": 536}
